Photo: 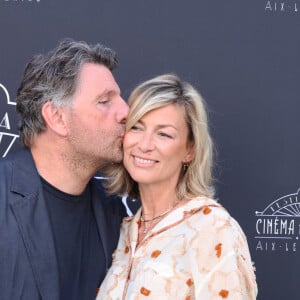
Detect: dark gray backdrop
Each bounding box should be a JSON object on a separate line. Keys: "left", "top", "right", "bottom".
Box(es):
{"left": 0, "top": 1, "right": 299, "bottom": 299}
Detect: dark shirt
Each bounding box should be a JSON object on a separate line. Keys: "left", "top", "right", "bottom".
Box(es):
{"left": 41, "top": 177, "right": 105, "bottom": 300}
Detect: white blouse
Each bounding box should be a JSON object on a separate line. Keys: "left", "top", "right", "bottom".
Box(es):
{"left": 97, "top": 197, "right": 257, "bottom": 300}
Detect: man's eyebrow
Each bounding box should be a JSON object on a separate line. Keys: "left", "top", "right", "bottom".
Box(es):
{"left": 99, "top": 89, "right": 110, "bottom": 97}
{"left": 97, "top": 90, "right": 109, "bottom": 99}
{"left": 95, "top": 90, "right": 112, "bottom": 101}
{"left": 97, "top": 88, "right": 121, "bottom": 99}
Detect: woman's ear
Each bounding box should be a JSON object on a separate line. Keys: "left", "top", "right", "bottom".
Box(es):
{"left": 41, "top": 102, "right": 68, "bottom": 136}
{"left": 184, "top": 142, "right": 195, "bottom": 163}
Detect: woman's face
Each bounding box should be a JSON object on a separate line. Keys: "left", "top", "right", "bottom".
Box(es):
{"left": 123, "top": 104, "right": 194, "bottom": 188}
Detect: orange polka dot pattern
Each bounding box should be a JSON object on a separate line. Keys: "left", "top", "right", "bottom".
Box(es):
{"left": 151, "top": 250, "right": 161, "bottom": 258}
{"left": 215, "top": 243, "right": 222, "bottom": 258}
{"left": 219, "top": 289, "right": 229, "bottom": 298}
{"left": 97, "top": 197, "right": 257, "bottom": 299}
{"left": 140, "top": 287, "right": 151, "bottom": 296}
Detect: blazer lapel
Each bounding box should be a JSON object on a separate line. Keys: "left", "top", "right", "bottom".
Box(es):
{"left": 91, "top": 182, "right": 110, "bottom": 269}
{"left": 9, "top": 149, "right": 60, "bottom": 300}
{"left": 90, "top": 179, "right": 126, "bottom": 270}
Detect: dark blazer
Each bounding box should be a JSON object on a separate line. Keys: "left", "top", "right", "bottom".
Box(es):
{"left": 0, "top": 148, "right": 127, "bottom": 300}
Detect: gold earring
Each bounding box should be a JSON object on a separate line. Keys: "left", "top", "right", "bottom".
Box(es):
{"left": 183, "top": 163, "right": 189, "bottom": 171}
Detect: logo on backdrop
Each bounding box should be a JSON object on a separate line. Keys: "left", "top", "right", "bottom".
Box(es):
{"left": 254, "top": 188, "right": 300, "bottom": 252}
{"left": 0, "top": 83, "right": 19, "bottom": 157}
{"left": 265, "top": 1, "right": 300, "bottom": 13}
{"left": 3, "top": 0, "right": 41, "bottom": 3}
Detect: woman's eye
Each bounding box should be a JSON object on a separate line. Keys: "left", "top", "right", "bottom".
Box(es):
{"left": 159, "top": 132, "right": 172, "bottom": 138}
{"left": 131, "top": 125, "right": 142, "bottom": 131}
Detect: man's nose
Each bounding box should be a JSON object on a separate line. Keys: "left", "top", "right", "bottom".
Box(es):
{"left": 116, "top": 97, "right": 129, "bottom": 124}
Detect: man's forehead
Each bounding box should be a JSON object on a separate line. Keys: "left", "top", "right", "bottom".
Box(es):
{"left": 78, "top": 63, "right": 118, "bottom": 86}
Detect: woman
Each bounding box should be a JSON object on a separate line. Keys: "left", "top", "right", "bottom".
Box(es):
{"left": 97, "top": 74, "right": 257, "bottom": 299}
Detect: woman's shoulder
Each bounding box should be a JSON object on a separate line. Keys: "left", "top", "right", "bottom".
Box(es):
{"left": 184, "top": 196, "right": 229, "bottom": 219}
{"left": 186, "top": 197, "right": 247, "bottom": 238}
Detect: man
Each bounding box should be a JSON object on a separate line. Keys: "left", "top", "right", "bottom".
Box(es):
{"left": 0, "top": 39, "right": 129, "bottom": 300}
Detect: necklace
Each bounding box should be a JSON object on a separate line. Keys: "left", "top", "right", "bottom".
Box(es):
{"left": 140, "top": 205, "right": 176, "bottom": 235}
{"left": 140, "top": 206, "right": 174, "bottom": 223}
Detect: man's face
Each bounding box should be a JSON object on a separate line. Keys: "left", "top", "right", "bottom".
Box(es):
{"left": 64, "top": 63, "right": 129, "bottom": 169}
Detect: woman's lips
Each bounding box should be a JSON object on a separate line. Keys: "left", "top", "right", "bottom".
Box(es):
{"left": 132, "top": 155, "right": 158, "bottom": 166}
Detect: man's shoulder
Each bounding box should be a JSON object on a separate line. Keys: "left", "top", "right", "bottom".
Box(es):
{"left": 0, "top": 148, "right": 33, "bottom": 176}
{"left": 0, "top": 148, "right": 40, "bottom": 199}
{"left": 0, "top": 153, "right": 15, "bottom": 174}
{"left": 1, "top": 147, "right": 31, "bottom": 165}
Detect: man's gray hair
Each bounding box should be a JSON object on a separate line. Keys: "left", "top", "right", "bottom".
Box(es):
{"left": 16, "top": 38, "right": 117, "bottom": 147}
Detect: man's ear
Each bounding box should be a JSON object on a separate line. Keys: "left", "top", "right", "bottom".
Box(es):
{"left": 41, "top": 102, "right": 68, "bottom": 136}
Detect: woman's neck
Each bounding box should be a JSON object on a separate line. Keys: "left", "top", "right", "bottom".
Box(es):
{"left": 138, "top": 184, "right": 179, "bottom": 219}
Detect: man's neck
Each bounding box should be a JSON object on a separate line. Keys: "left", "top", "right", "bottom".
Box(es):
{"left": 30, "top": 147, "right": 93, "bottom": 195}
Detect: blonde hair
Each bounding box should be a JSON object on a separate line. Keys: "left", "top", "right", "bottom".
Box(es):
{"left": 103, "top": 74, "right": 214, "bottom": 200}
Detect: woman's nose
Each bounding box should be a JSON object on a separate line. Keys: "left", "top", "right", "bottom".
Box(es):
{"left": 137, "top": 133, "right": 155, "bottom": 152}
